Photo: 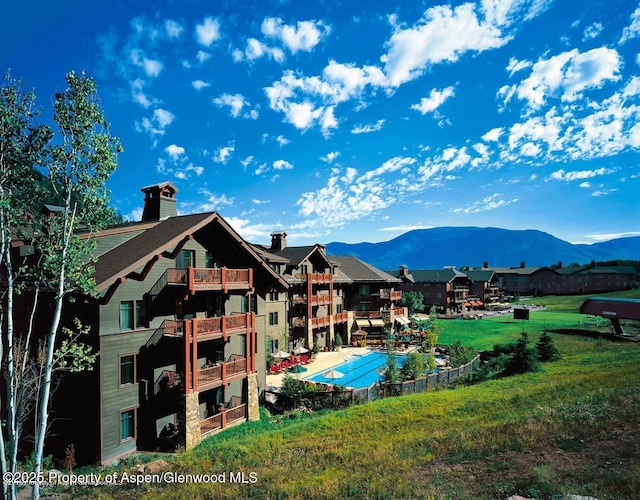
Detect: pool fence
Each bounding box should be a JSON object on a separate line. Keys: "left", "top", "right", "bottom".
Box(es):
{"left": 264, "top": 354, "right": 481, "bottom": 412}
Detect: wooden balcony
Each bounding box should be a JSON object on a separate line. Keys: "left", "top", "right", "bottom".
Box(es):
{"left": 311, "top": 315, "right": 331, "bottom": 329}
{"left": 309, "top": 294, "right": 332, "bottom": 306}
{"left": 195, "top": 355, "right": 247, "bottom": 392}
{"left": 354, "top": 310, "right": 383, "bottom": 319}
{"left": 146, "top": 314, "right": 251, "bottom": 347}
{"left": 334, "top": 311, "right": 348, "bottom": 324}
{"left": 149, "top": 267, "right": 254, "bottom": 299}
{"left": 200, "top": 397, "right": 247, "bottom": 436}
{"left": 307, "top": 272, "right": 333, "bottom": 284}
{"left": 291, "top": 317, "right": 307, "bottom": 328}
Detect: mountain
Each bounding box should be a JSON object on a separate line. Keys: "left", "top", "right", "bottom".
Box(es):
{"left": 326, "top": 227, "right": 640, "bottom": 271}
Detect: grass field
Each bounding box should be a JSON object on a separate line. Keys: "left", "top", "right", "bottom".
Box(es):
{"left": 70, "top": 291, "right": 640, "bottom": 499}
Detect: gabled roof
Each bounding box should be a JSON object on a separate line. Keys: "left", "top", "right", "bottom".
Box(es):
{"left": 464, "top": 269, "right": 496, "bottom": 282}
{"left": 330, "top": 255, "right": 400, "bottom": 283}
{"left": 93, "top": 212, "right": 288, "bottom": 296}
{"left": 399, "top": 268, "right": 467, "bottom": 283}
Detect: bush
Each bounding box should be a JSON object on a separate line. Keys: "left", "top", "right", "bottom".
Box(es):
{"left": 447, "top": 340, "right": 478, "bottom": 367}
{"left": 400, "top": 351, "right": 426, "bottom": 380}
{"left": 536, "top": 331, "right": 561, "bottom": 362}
{"left": 504, "top": 332, "right": 540, "bottom": 375}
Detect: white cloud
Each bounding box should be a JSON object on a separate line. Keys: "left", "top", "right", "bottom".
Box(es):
{"left": 381, "top": 4, "right": 510, "bottom": 87}
{"left": 273, "top": 159, "right": 294, "bottom": 170}
{"left": 320, "top": 151, "right": 340, "bottom": 163}
{"left": 165, "top": 20, "right": 184, "bottom": 38}
{"left": 506, "top": 56, "right": 532, "bottom": 76}
{"left": 213, "top": 143, "right": 235, "bottom": 164}
{"left": 548, "top": 167, "right": 615, "bottom": 181}
{"left": 213, "top": 93, "right": 248, "bottom": 117}
{"left": 411, "top": 86, "right": 455, "bottom": 114}
{"left": 262, "top": 17, "right": 330, "bottom": 53}
{"left": 620, "top": 6, "right": 640, "bottom": 44}
{"left": 482, "top": 127, "right": 503, "bottom": 142}
{"left": 582, "top": 22, "right": 603, "bottom": 40}
{"left": 499, "top": 47, "right": 622, "bottom": 109}
{"left": 130, "top": 49, "right": 163, "bottom": 77}
{"left": 192, "top": 80, "right": 210, "bottom": 91}
{"left": 351, "top": 119, "right": 385, "bottom": 134}
{"left": 196, "top": 17, "right": 221, "bottom": 47}
{"left": 165, "top": 144, "right": 185, "bottom": 162}
{"left": 452, "top": 193, "right": 519, "bottom": 215}
{"left": 276, "top": 135, "right": 290, "bottom": 147}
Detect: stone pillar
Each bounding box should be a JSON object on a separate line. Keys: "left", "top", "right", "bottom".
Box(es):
{"left": 184, "top": 392, "right": 202, "bottom": 450}
{"left": 247, "top": 373, "right": 260, "bottom": 422}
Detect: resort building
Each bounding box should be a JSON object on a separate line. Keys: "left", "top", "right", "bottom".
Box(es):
{"left": 395, "top": 266, "right": 472, "bottom": 315}
{"left": 7, "top": 182, "right": 289, "bottom": 464}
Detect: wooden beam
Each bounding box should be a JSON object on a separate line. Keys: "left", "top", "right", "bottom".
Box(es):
{"left": 127, "top": 254, "right": 162, "bottom": 281}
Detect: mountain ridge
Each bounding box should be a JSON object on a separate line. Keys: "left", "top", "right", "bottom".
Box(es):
{"left": 325, "top": 227, "right": 640, "bottom": 271}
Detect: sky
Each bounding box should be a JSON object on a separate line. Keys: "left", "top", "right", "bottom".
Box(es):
{"left": 1, "top": 0, "right": 639, "bottom": 247}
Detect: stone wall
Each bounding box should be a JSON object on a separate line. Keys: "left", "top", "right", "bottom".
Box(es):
{"left": 184, "top": 392, "right": 202, "bottom": 450}
{"left": 247, "top": 373, "right": 260, "bottom": 421}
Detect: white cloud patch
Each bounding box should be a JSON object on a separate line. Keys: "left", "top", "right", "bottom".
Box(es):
{"left": 262, "top": 17, "right": 330, "bottom": 54}
{"left": 165, "top": 20, "right": 184, "bottom": 38}
{"left": 582, "top": 22, "right": 603, "bottom": 40}
{"left": 320, "top": 151, "right": 340, "bottom": 163}
{"left": 351, "top": 119, "right": 385, "bottom": 134}
{"left": 213, "top": 93, "right": 249, "bottom": 117}
{"left": 548, "top": 166, "right": 616, "bottom": 181}
{"left": 213, "top": 143, "right": 235, "bottom": 164}
{"left": 620, "top": 6, "right": 640, "bottom": 44}
{"left": 192, "top": 80, "right": 210, "bottom": 91}
{"left": 165, "top": 144, "right": 185, "bottom": 162}
{"left": 411, "top": 86, "right": 455, "bottom": 114}
{"left": 499, "top": 47, "right": 622, "bottom": 110}
{"left": 196, "top": 17, "right": 221, "bottom": 47}
{"left": 273, "top": 159, "right": 294, "bottom": 170}
{"left": 452, "top": 193, "right": 519, "bottom": 215}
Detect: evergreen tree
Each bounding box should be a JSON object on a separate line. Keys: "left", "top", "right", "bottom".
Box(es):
{"left": 505, "top": 332, "right": 540, "bottom": 375}
{"left": 536, "top": 331, "right": 560, "bottom": 362}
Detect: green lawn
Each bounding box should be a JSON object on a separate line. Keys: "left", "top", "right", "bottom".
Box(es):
{"left": 70, "top": 292, "right": 640, "bottom": 499}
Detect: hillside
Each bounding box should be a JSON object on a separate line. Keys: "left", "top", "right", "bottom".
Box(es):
{"left": 326, "top": 226, "right": 640, "bottom": 270}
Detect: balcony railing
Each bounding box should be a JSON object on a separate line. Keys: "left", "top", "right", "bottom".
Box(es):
{"left": 153, "top": 369, "right": 182, "bottom": 395}
{"left": 196, "top": 355, "right": 247, "bottom": 391}
{"left": 309, "top": 294, "right": 332, "bottom": 306}
{"left": 148, "top": 267, "right": 253, "bottom": 299}
{"left": 200, "top": 397, "right": 247, "bottom": 436}
{"left": 308, "top": 273, "right": 333, "bottom": 284}
{"left": 145, "top": 314, "right": 251, "bottom": 347}
{"left": 311, "top": 315, "right": 331, "bottom": 329}
{"left": 354, "top": 310, "right": 383, "bottom": 319}
{"left": 291, "top": 317, "right": 307, "bottom": 328}
{"left": 334, "top": 311, "right": 348, "bottom": 324}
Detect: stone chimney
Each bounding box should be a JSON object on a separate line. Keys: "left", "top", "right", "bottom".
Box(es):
{"left": 141, "top": 182, "right": 178, "bottom": 221}
{"left": 270, "top": 231, "right": 287, "bottom": 251}
{"left": 520, "top": 261, "right": 526, "bottom": 268}
{"left": 483, "top": 261, "right": 488, "bottom": 269}
{"left": 398, "top": 265, "right": 410, "bottom": 277}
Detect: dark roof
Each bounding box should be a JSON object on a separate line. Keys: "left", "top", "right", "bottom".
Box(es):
{"left": 580, "top": 297, "right": 640, "bottom": 320}
{"left": 399, "top": 268, "right": 467, "bottom": 283}
{"left": 330, "top": 255, "right": 400, "bottom": 283}
{"left": 271, "top": 245, "right": 327, "bottom": 267}
{"left": 464, "top": 269, "right": 496, "bottom": 282}
{"left": 94, "top": 212, "right": 216, "bottom": 291}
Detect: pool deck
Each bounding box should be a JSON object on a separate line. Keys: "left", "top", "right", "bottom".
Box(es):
{"left": 266, "top": 345, "right": 415, "bottom": 388}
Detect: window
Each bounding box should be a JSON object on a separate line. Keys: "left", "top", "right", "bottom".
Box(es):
{"left": 300, "top": 264, "right": 308, "bottom": 275}
{"left": 269, "top": 291, "right": 279, "bottom": 301}
{"left": 268, "top": 338, "right": 279, "bottom": 354}
{"left": 120, "top": 408, "right": 136, "bottom": 442}
{"left": 119, "top": 354, "right": 136, "bottom": 386}
{"left": 120, "top": 301, "right": 134, "bottom": 330}
{"left": 205, "top": 251, "right": 215, "bottom": 269}
{"left": 135, "top": 302, "right": 147, "bottom": 329}
{"left": 176, "top": 249, "right": 195, "bottom": 268}
{"left": 270, "top": 263, "right": 280, "bottom": 274}
{"left": 241, "top": 294, "right": 257, "bottom": 313}
{"left": 269, "top": 312, "right": 279, "bottom": 326}
{"left": 358, "top": 285, "right": 370, "bottom": 296}
{"left": 120, "top": 300, "right": 147, "bottom": 331}
{"left": 336, "top": 304, "right": 343, "bottom": 314}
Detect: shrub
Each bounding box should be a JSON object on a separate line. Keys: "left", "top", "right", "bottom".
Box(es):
{"left": 536, "top": 331, "right": 560, "bottom": 362}
{"left": 504, "top": 332, "right": 540, "bottom": 375}
{"left": 400, "top": 351, "right": 426, "bottom": 380}
{"left": 447, "top": 340, "right": 478, "bottom": 367}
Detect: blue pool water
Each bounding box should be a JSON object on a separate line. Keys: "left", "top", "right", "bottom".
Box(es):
{"left": 305, "top": 351, "right": 406, "bottom": 389}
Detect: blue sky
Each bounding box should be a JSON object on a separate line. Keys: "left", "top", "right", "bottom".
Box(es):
{"left": 2, "top": 0, "right": 639, "bottom": 247}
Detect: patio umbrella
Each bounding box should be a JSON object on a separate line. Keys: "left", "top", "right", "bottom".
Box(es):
{"left": 272, "top": 349, "right": 290, "bottom": 359}
{"left": 322, "top": 369, "right": 344, "bottom": 379}
{"left": 287, "top": 364, "right": 308, "bottom": 373}
{"left": 292, "top": 345, "right": 309, "bottom": 354}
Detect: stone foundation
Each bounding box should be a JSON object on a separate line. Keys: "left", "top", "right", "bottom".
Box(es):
{"left": 247, "top": 373, "right": 260, "bottom": 421}
{"left": 184, "top": 392, "right": 202, "bottom": 450}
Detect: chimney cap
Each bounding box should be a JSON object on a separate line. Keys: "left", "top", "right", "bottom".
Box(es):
{"left": 141, "top": 181, "right": 179, "bottom": 198}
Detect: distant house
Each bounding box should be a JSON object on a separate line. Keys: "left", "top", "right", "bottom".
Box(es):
{"left": 488, "top": 262, "right": 636, "bottom": 296}
{"left": 396, "top": 266, "right": 471, "bottom": 314}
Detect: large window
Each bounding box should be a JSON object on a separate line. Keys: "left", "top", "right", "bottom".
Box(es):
{"left": 241, "top": 294, "right": 257, "bottom": 313}
{"left": 269, "top": 312, "right": 279, "bottom": 326}
{"left": 120, "top": 408, "right": 136, "bottom": 442}
{"left": 358, "top": 285, "right": 371, "bottom": 296}
{"left": 120, "top": 300, "right": 148, "bottom": 331}
{"left": 119, "top": 354, "right": 136, "bottom": 387}
{"left": 120, "top": 301, "right": 134, "bottom": 330}
{"left": 176, "top": 249, "right": 195, "bottom": 268}
{"left": 268, "top": 338, "right": 279, "bottom": 354}
{"left": 269, "top": 291, "right": 279, "bottom": 301}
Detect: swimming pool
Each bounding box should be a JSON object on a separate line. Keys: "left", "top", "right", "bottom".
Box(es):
{"left": 305, "top": 351, "right": 406, "bottom": 389}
